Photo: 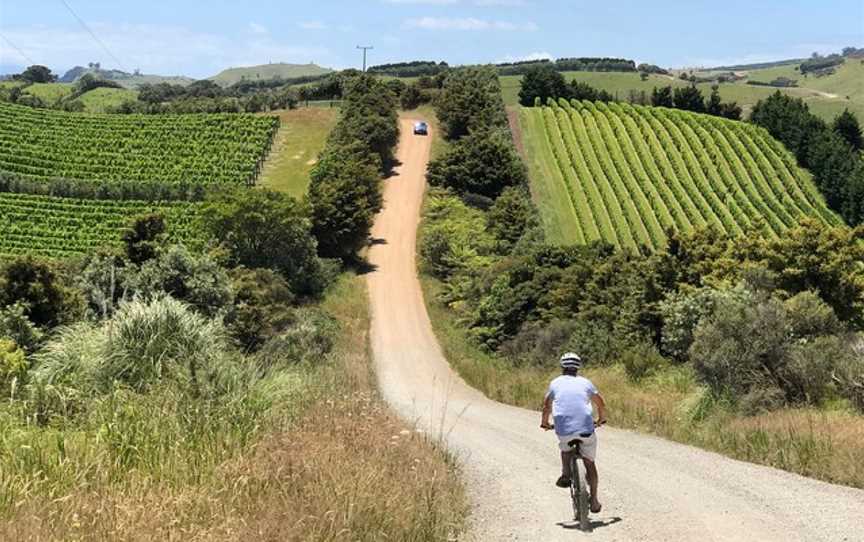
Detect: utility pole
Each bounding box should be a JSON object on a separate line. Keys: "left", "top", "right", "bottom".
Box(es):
{"left": 357, "top": 45, "right": 373, "bottom": 72}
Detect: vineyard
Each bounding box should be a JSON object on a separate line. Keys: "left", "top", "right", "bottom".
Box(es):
{"left": 521, "top": 99, "right": 841, "bottom": 248}
{"left": 0, "top": 102, "right": 279, "bottom": 186}
{"left": 0, "top": 192, "right": 199, "bottom": 258}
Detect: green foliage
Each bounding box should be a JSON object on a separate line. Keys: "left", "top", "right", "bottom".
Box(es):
{"left": 18, "top": 65, "right": 56, "bottom": 84}
{"left": 253, "top": 308, "right": 338, "bottom": 370}
{"left": 651, "top": 86, "right": 673, "bottom": 107}
{"left": 435, "top": 67, "right": 508, "bottom": 140}
{"left": 0, "top": 102, "right": 278, "bottom": 187}
{"left": 833, "top": 109, "right": 863, "bottom": 151}
{"left": 419, "top": 189, "right": 496, "bottom": 278}
{"left": 689, "top": 290, "right": 854, "bottom": 409}
{"left": 518, "top": 64, "right": 568, "bottom": 106}
{"left": 122, "top": 214, "right": 166, "bottom": 264}
{"left": 225, "top": 267, "right": 295, "bottom": 352}
{"left": 660, "top": 287, "right": 750, "bottom": 362}
{"left": 309, "top": 142, "right": 383, "bottom": 260}
{"left": 0, "top": 257, "right": 77, "bottom": 327}
{"left": 486, "top": 186, "right": 537, "bottom": 248}
{"left": 400, "top": 84, "right": 431, "bottom": 110}
{"left": 0, "top": 338, "right": 27, "bottom": 396}
{"left": 200, "top": 188, "right": 324, "bottom": 296}
{"left": 134, "top": 245, "right": 234, "bottom": 318}
{"left": 427, "top": 130, "right": 527, "bottom": 199}
{"left": 621, "top": 342, "right": 668, "bottom": 381}
{"left": 673, "top": 85, "right": 705, "bottom": 112}
{"left": 0, "top": 302, "right": 43, "bottom": 352}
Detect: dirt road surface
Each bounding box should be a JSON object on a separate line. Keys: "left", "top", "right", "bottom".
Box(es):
{"left": 366, "top": 118, "right": 864, "bottom": 541}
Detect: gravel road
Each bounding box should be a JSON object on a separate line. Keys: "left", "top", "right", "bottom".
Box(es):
{"left": 366, "top": 118, "right": 864, "bottom": 541}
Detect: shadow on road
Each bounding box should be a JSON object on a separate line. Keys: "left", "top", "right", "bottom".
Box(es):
{"left": 556, "top": 516, "right": 623, "bottom": 532}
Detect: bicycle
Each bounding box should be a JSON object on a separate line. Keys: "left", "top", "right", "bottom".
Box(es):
{"left": 541, "top": 420, "right": 605, "bottom": 531}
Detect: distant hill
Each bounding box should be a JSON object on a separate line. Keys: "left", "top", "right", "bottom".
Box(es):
{"left": 59, "top": 66, "right": 194, "bottom": 88}
{"left": 707, "top": 58, "right": 804, "bottom": 71}
{"left": 208, "top": 63, "right": 332, "bottom": 87}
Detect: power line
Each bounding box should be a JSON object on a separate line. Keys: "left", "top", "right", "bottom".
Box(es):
{"left": 59, "top": 0, "right": 129, "bottom": 72}
{"left": 0, "top": 33, "right": 36, "bottom": 66}
{"left": 357, "top": 45, "right": 373, "bottom": 72}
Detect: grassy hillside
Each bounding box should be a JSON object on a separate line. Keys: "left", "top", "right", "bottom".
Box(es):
{"left": 75, "top": 87, "right": 139, "bottom": 112}
{"left": 209, "top": 63, "right": 332, "bottom": 87}
{"left": 520, "top": 99, "right": 839, "bottom": 248}
{"left": 501, "top": 69, "right": 861, "bottom": 121}
{"left": 22, "top": 82, "right": 74, "bottom": 104}
{"left": 259, "top": 108, "right": 339, "bottom": 197}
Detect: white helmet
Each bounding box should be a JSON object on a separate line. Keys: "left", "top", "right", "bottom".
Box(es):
{"left": 560, "top": 352, "right": 582, "bottom": 370}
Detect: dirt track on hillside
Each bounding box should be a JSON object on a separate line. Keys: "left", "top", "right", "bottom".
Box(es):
{"left": 366, "top": 118, "right": 864, "bottom": 541}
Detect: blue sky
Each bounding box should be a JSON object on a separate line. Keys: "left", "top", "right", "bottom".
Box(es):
{"left": 0, "top": 1, "right": 861, "bottom": 78}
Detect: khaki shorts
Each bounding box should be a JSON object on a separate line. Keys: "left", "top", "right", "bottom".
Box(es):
{"left": 557, "top": 431, "right": 597, "bottom": 461}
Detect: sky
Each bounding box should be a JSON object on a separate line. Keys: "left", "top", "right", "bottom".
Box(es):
{"left": 0, "top": 0, "right": 862, "bottom": 78}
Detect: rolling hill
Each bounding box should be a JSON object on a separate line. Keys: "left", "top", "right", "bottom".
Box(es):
{"left": 519, "top": 99, "right": 840, "bottom": 248}
{"left": 208, "top": 62, "right": 332, "bottom": 87}
{"left": 59, "top": 66, "right": 194, "bottom": 88}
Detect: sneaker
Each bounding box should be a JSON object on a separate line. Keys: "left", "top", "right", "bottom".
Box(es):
{"left": 555, "top": 475, "right": 571, "bottom": 488}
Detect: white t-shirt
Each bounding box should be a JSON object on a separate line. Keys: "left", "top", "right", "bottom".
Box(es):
{"left": 545, "top": 375, "right": 598, "bottom": 436}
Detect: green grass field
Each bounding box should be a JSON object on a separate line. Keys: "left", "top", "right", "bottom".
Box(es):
{"left": 500, "top": 68, "right": 862, "bottom": 121}
{"left": 258, "top": 108, "right": 339, "bottom": 197}
{"left": 519, "top": 99, "right": 839, "bottom": 248}
{"left": 22, "top": 83, "right": 74, "bottom": 104}
{"left": 209, "top": 63, "right": 332, "bottom": 87}
{"left": 75, "top": 87, "right": 139, "bottom": 112}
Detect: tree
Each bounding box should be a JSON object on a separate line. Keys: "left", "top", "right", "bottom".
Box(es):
{"left": 0, "top": 257, "right": 72, "bottom": 327}
{"left": 673, "top": 85, "right": 705, "bottom": 112}
{"left": 308, "top": 141, "right": 383, "bottom": 260}
{"left": 750, "top": 91, "right": 825, "bottom": 165}
{"left": 400, "top": 84, "right": 426, "bottom": 110}
{"left": 719, "top": 101, "right": 742, "bottom": 120}
{"left": 18, "top": 65, "right": 56, "bottom": 83}
{"left": 706, "top": 85, "right": 723, "bottom": 116}
{"left": 435, "top": 67, "right": 507, "bottom": 140}
{"left": 833, "top": 109, "right": 863, "bottom": 151}
{"left": 426, "top": 130, "right": 527, "bottom": 199}
{"left": 123, "top": 214, "right": 166, "bottom": 265}
{"left": 200, "top": 189, "right": 324, "bottom": 296}
{"left": 486, "top": 186, "right": 537, "bottom": 248}
{"left": 518, "top": 64, "right": 567, "bottom": 106}
{"left": 651, "top": 86, "right": 673, "bottom": 107}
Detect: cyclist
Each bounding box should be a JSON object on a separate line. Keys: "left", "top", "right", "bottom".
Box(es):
{"left": 541, "top": 352, "right": 607, "bottom": 514}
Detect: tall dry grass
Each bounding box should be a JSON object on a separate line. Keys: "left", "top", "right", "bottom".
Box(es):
{"left": 0, "top": 274, "right": 467, "bottom": 540}
{"left": 422, "top": 274, "right": 864, "bottom": 489}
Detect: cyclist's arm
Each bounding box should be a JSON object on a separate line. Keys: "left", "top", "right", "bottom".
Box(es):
{"left": 592, "top": 392, "right": 607, "bottom": 424}
{"left": 541, "top": 394, "right": 552, "bottom": 428}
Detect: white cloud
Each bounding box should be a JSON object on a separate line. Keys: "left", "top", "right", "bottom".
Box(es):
{"left": 0, "top": 23, "right": 331, "bottom": 78}
{"left": 497, "top": 51, "right": 552, "bottom": 63}
{"left": 299, "top": 21, "right": 328, "bottom": 30}
{"left": 404, "top": 17, "right": 536, "bottom": 31}
{"left": 248, "top": 22, "right": 268, "bottom": 35}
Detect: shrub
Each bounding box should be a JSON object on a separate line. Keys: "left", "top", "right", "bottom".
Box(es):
{"left": 254, "top": 308, "right": 338, "bottom": 370}
{"left": 0, "top": 302, "right": 43, "bottom": 352}
{"left": 486, "top": 186, "right": 537, "bottom": 249}
{"left": 0, "top": 339, "right": 27, "bottom": 396}
{"left": 77, "top": 250, "right": 134, "bottom": 319}
{"left": 0, "top": 257, "right": 75, "bottom": 327}
{"left": 200, "top": 189, "right": 325, "bottom": 296}
{"left": 134, "top": 245, "right": 234, "bottom": 318}
{"left": 621, "top": 342, "right": 668, "bottom": 381}
{"left": 500, "top": 319, "right": 579, "bottom": 367}
{"left": 100, "top": 297, "right": 226, "bottom": 393}
{"left": 122, "top": 214, "right": 166, "bottom": 264}
{"left": 226, "top": 267, "right": 296, "bottom": 352}
{"left": 833, "top": 352, "right": 864, "bottom": 411}
{"left": 426, "top": 130, "right": 527, "bottom": 199}
{"left": 660, "top": 287, "right": 750, "bottom": 362}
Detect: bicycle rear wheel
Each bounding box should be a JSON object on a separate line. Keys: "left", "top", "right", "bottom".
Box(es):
{"left": 570, "top": 455, "right": 590, "bottom": 531}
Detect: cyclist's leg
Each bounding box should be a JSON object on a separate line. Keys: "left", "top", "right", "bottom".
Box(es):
{"left": 580, "top": 434, "right": 601, "bottom": 511}
{"left": 561, "top": 450, "right": 574, "bottom": 478}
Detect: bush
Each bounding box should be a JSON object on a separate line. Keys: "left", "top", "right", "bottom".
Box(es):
{"left": 226, "top": 267, "right": 295, "bottom": 352}
{"left": 0, "top": 257, "right": 78, "bottom": 328}
{"left": 689, "top": 290, "right": 854, "bottom": 410}
{"left": 426, "top": 130, "right": 527, "bottom": 199}
{"left": 0, "top": 339, "right": 27, "bottom": 396}
{"left": 660, "top": 287, "right": 750, "bottom": 362}
{"left": 77, "top": 250, "right": 134, "bottom": 319}
{"left": 435, "top": 67, "right": 508, "bottom": 140}
{"left": 100, "top": 297, "right": 226, "bottom": 393}
{"left": 621, "top": 342, "right": 668, "bottom": 381}
{"left": 833, "top": 352, "right": 864, "bottom": 411}
{"left": 486, "top": 186, "right": 537, "bottom": 249}
{"left": 499, "top": 319, "right": 578, "bottom": 367}
{"left": 0, "top": 302, "right": 43, "bottom": 352}
{"left": 254, "top": 308, "right": 338, "bottom": 370}
{"left": 200, "top": 189, "right": 325, "bottom": 296}
{"left": 134, "top": 245, "right": 234, "bottom": 318}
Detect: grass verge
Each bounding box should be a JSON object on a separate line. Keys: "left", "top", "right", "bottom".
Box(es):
{"left": 0, "top": 274, "right": 467, "bottom": 540}
{"left": 420, "top": 273, "right": 864, "bottom": 489}
{"left": 259, "top": 107, "right": 339, "bottom": 198}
